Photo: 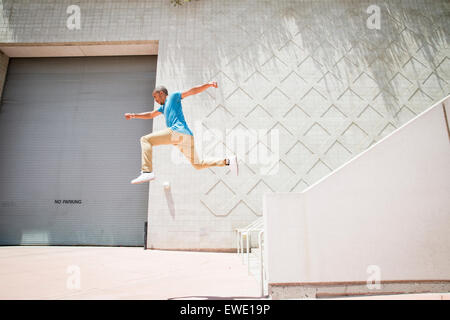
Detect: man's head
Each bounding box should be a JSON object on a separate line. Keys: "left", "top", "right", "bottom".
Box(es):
{"left": 153, "top": 86, "right": 168, "bottom": 105}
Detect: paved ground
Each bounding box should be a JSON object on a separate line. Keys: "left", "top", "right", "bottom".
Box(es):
{"left": 1, "top": 246, "right": 448, "bottom": 300}
{"left": 0, "top": 246, "right": 261, "bottom": 300}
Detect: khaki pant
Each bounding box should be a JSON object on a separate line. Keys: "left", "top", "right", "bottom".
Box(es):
{"left": 140, "top": 128, "right": 226, "bottom": 172}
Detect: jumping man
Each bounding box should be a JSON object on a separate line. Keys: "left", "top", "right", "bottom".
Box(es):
{"left": 125, "top": 82, "right": 238, "bottom": 184}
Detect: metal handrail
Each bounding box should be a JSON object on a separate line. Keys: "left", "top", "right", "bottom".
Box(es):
{"left": 234, "top": 217, "right": 263, "bottom": 261}
{"left": 243, "top": 220, "right": 264, "bottom": 270}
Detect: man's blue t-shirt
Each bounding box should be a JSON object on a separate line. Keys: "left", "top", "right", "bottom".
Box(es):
{"left": 156, "top": 91, "right": 193, "bottom": 136}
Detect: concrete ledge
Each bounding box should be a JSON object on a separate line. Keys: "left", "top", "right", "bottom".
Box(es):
{"left": 269, "top": 280, "right": 450, "bottom": 299}
{"left": 0, "top": 41, "right": 159, "bottom": 57}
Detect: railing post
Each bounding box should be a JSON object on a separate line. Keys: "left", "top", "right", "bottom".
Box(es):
{"left": 258, "top": 230, "right": 265, "bottom": 297}
{"left": 144, "top": 221, "right": 147, "bottom": 250}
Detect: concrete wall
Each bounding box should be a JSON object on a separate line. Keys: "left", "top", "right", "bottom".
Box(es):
{"left": 0, "top": 0, "right": 449, "bottom": 249}
{"left": 263, "top": 96, "right": 450, "bottom": 298}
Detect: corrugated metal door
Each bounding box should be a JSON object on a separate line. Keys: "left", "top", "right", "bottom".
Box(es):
{"left": 0, "top": 56, "right": 156, "bottom": 246}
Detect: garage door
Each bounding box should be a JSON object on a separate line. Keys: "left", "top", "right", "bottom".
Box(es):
{"left": 0, "top": 55, "right": 157, "bottom": 246}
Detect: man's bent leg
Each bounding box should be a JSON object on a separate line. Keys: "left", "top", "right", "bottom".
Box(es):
{"left": 140, "top": 128, "right": 175, "bottom": 172}
{"left": 174, "top": 133, "right": 226, "bottom": 170}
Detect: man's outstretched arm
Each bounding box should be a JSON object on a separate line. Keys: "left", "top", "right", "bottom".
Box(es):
{"left": 124, "top": 110, "right": 161, "bottom": 120}
{"left": 181, "top": 81, "right": 218, "bottom": 99}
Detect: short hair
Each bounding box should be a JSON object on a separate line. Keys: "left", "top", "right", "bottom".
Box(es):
{"left": 153, "top": 86, "right": 168, "bottom": 95}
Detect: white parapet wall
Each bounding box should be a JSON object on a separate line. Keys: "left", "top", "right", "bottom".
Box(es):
{"left": 263, "top": 96, "right": 450, "bottom": 299}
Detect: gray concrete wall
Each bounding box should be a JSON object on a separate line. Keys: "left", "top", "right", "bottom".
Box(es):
{"left": 0, "top": 0, "right": 449, "bottom": 249}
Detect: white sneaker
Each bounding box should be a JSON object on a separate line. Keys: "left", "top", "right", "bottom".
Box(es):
{"left": 131, "top": 171, "right": 155, "bottom": 184}
{"left": 227, "top": 154, "right": 239, "bottom": 176}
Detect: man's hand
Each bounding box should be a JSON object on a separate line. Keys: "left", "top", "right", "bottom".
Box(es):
{"left": 182, "top": 82, "right": 218, "bottom": 99}
{"left": 124, "top": 113, "right": 135, "bottom": 120}
{"left": 209, "top": 81, "right": 218, "bottom": 88}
